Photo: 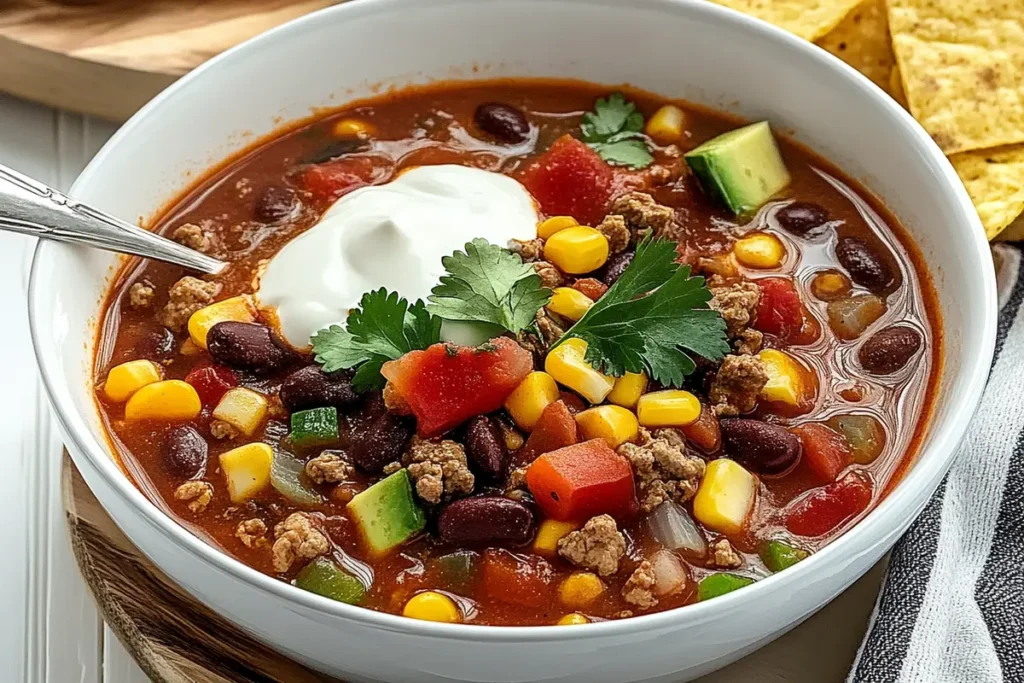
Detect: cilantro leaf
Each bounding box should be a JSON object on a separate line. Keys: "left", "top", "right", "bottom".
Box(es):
{"left": 428, "top": 238, "right": 551, "bottom": 333}
{"left": 591, "top": 139, "right": 654, "bottom": 169}
{"left": 580, "top": 92, "right": 654, "bottom": 169}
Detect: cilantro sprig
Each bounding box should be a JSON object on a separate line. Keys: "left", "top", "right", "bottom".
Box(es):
{"left": 581, "top": 92, "right": 654, "bottom": 170}
{"left": 553, "top": 236, "right": 730, "bottom": 386}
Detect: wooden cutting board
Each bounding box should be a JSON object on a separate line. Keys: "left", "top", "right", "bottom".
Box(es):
{"left": 62, "top": 452, "right": 884, "bottom": 683}
{"left": 0, "top": 0, "right": 341, "bottom": 121}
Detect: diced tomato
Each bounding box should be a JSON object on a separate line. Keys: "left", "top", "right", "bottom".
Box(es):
{"left": 184, "top": 365, "right": 237, "bottom": 406}
{"left": 754, "top": 278, "right": 804, "bottom": 340}
{"left": 381, "top": 338, "right": 533, "bottom": 437}
{"left": 571, "top": 278, "right": 608, "bottom": 301}
{"left": 681, "top": 404, "right": 721, "bottom": 453}
{"left": 785, "top": 470, "right": 874, "bottom": 537}
{"left": 518, "top": 135, "right": 614, "bottom": 225}
{"left": 793, "top": 423, "right": 852, "bottom": 484}
{"left": 300, "top": 156, "right": 392, "bottom": 201}
{"left": 526, "top": 439, "right": 637, "bottom": 522}
{"left": 558, "top": 391, "right": 587, "bottom": 415}
{"left": 517, "top": 400, "right": 579, "bottom": 466}
{"left": 481, "top": 549, "right": 554, "bottom": 608}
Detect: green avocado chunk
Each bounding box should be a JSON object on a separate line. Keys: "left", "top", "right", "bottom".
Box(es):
{"left": 294, "top": 557, "right": 366, "bottom": 605}
{"left": 697, "top": 572, "right": 756, "bottom": 601}
{"left": 347, "top": 469, "right": 426, "bottom": 555}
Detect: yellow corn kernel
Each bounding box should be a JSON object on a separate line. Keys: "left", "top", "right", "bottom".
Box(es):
{"left": 504, "top": 371, "right": 560, "bottom": 431}
{"left": 403, "top": 591, "right": 460, "bottom": 623}
{"left": 693, "top": 459, "right": 757, "bottom": 535}
{"left": 538, "top": 215, "right": 578, "bottom": 240}
{"left": 179, "top": 338, "right": 202, "bottom": 356}
{"left": 558, "top": 572, "right": 606, "bottom": 609}
{"left": 187, "top": 296, "right": 255, "bottom": 350}
{"left": 103, "top": 359, "right": 163, "bottom": 403}
{"left": 757, "top": 349, "right": 806, "bottom": 406}
{"left": 576, "top": 405, "right": 639, "bottom": 448}
{"left": 545, "top": 338, "right": 616, "bottom": 404}
{"left": 637, "top": 390, "right": 701, "bottom": 428}
{"left": 124, "top": 380, "right": 202, "bottom": 422}
{"left": 212, "top": 387, "right": 268, "bottom": 437}
{"left": 733, "top": 233, "right": 786, "bottom": 269}
{"left": 543, "top": 226, "right": 609, "bottom": 275}
{"left": 533, "top": 519, "right": 578, "bottom": 555}
{"left": 607, "top": 372, "right": 648, "bottom": 410}
{"left": 557, "top": 613, "right": 590, "bottom": 625}
{"left": 547, "top": 287, "right": 594, "bottom": 322}
{"left": 332, "top": 118, "right": 377, "bottom": 139}
{"left": 645, "top": 104, "right": 686, "bottom": 144}
{"left": 219, "top": 442, "right": 273, "bottom": 503}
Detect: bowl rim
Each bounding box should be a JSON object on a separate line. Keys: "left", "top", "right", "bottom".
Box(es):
{"left": 30, "top": 0, "right": 996, "bottom": 642}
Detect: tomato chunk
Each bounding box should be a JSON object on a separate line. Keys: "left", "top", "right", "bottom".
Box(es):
{"left": 381, "top": 338, "right": 533, "bottom": 437}
{"left": 300, "top": 156, "right": 391, "bottom": 201}
{"left": 481, "top": 549, "right": 554, "bottom": 608}
{"left": 681, "top": 404, "right": 721, "bottom": 453}
{"left": 785, "top": 470, "right": 874, "bottom": 537}
{"left": 793, "top": 423, "right": 852, "bottom": 484}
{"left": 754, "top": 278, "right": 804, "bottom": 339}
{"left": 517, "top": 400, "right": 579, "bottom": 466}
{"left": 519, "top": 135, "right": 614, "bottom": 225}
{"left": 526, "top": 439, "right": 636, "bottom": 521}
{"left": 184, "top": 365, "right": 237, "bottom": 406}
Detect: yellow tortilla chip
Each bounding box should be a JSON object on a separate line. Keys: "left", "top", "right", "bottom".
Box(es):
{"left": 888, "top": 0, "right": 1024, "bottom": 155}
{"left": 889, "top": 65, "right": 908, "bottom": 108}
{"left": 711, "top": 0, "right": 863, "bottom": 41}
{"left": 815, "top": 0, "right": 894, "bottom": 93}
{"left": 949, "top": 145, "right": 1024, "bottom": 239}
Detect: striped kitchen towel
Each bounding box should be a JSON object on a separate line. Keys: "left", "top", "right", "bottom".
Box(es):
{"left": 848, "top": 243, "right": 1024, "bottom": 683}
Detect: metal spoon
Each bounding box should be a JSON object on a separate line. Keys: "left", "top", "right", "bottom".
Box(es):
{"left": 0, "top": 163, "right": 227, "bottom": 275}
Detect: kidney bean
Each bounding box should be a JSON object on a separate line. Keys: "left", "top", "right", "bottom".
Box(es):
{"left": 775, "top": 202, "right": 829, "bottom": 236}
{"left": 463, "top": 416, "right": 507, "bottom": 481}
{"left": 835, "top": 237, "right": 896, "bottom": 294}
{"left": 721, "top": 418, "right": 801, "bottom": 475}
{"left": 858, "top": 325, "right": 922, "bottom": 375}
{"left": 438, "top": 496, "right": 534, "bottom": 545}
{"left": 279, "top": 365, "right": 360, "bottom": 413}
{"left": 474, "top": 103, "right": 530, "bottom": 144}
{"left": 347, "top": 399, "right": 414, "bottom": 473}
{"left": 600, "top": 251, "right": 635, "bottom": 286}
{"left": 206, "top": 322, "right": 296, "bottom": 374}
{"left": 164, "top": 425, "right": 208, "bottom": 478}
{"left": 254, "top": 186, "right": 300, "bottom": 224}
{"left": 137, "top": 327, "right": 176, "bottom": 360}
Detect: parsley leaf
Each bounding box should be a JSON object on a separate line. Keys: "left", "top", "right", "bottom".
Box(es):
{"left": 580, "top": 93, "right": 654, "bottom": 170}
{"left": 428, "top": 238, "right": 551, "bottom": 333}
{"left": 311, "top": 288, "right": 441, "bottom": 391}
{"left": 556, "top": 236, "right": 730, "bottom": 386}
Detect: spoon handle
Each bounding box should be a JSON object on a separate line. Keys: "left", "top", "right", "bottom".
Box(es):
{"left": 0, "top": 163, "right": 227, "bottom": 275}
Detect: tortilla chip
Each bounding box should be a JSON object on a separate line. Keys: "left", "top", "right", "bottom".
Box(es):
{"left": 888, "top": 0, "right": 1024, "bottom": 155}
{"left": 815, "top": 0, "right": 894, "bottom": 92}
{"left": 711, "top": 0, "right": 863, "bottom": 41}
{"left": 889, "top": 65, "right": 908, "bottom": 108}
{"left": 949, "top": 145, "right": 1024, "bottom": 239}
{"left": 994, "top": 214, "right": 1024, "bottom": 242}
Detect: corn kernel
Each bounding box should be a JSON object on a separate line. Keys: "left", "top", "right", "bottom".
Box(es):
{"left": 557, "top": 613, "right": 590, "bottom": 625}
{"left": 543, "top": 226, "right": 609, "bottom": 275}
{"left": 219, "top": 442, "right": 273, "bottom": 503}
{"left": 558, "top": 572, "right": 606, "bottom": 609}
{"left": 758, "top": 349, "right": 806, "bottom": 406}
{"left": 332, "top": 118, "right": 377, "bottom": 139}
{"left": 576, "top": 405, "right": 639, "bottom": 448}
{"left": 187, "top": 296, "right": 255, "bottom": 349}
{"left": 693, "top": 459, "right": 757, "bottom": 535}
{"left": 533, "top": 519, "right": 578, "bottom": 555}
{"left": 103, "top": 359, "right": 163, "bottom": 403}
{"left": 733, "top": 233, "right": 786, "bottom": 269}
{"left": 504, "top": 371, "right": 560, "bottom": 431}
{"left": 403, "top": 591, "right": 460, "bottom": 623}
{"left": 637, "top": 390, "right": 701, "bottom": 428}
{"left": 645, "top": 105, "right": 686, "bottom": 144}
{"left": 810, "top": 270, "right": 852, "bottom": 301}
{"left": 212, "top": 387, "right": 269, "bottom": 437}
{"left": 124, "top": 380, "right": 202, "bottom": 422}
{"left": 545, "top": 338, "right": 616, "bottom": 404}
{"left": 607, "top": 372, "right": 648, "bottom": 410}
{"left": 538, "top": 215, "right": 578, "bottom": 240}
{"left": 179, "top": 339, "right": 202, "bottom": 356}
{"left": 547, "top": 287, "right": 594, "bottom": 322}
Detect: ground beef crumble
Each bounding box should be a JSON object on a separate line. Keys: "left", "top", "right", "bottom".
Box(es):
{"left": 235, "top": 518, "right": 267, "bottom": 549}
{"left": 708, "top": 354, "right": 768, "bottom": 416}
{"left": 209, "top": 419, "right": 237, "bottom": 440}
{"left": 534, "top": 309, "right": 565, "bottom": 346}
{"left": 608, "top": 192, "right": 674, "bottom": 239}
{"left": 710, "top": 281, "right": 760, "bottom": 338}
{"left": 508, "top": 237, "right": 544, "bottom": 262}
{"left": 402, "top": 437, "right": 475, "bottom": 504}
{"left": 595, "top": 214, "right": 631, "bottom": 253}
{"left": 618, "top": 428, "right": 705, "bottom": 512}
{"left": 709, "top": 538, "right": 742, "bottom": 569}
{"left": 159, "top": 276, "right": 220, "bottom": 331}
{"left": 128, "top": 282, "right": 155, "bottom": 310}
{"left": 533, "top": 260, "right": 564, "bottom": 288}
{"left": 622, "top": 560, "right": 658, "bottom": 609}
{"left": 557, "top": 514, "right": 626, "bottom": 577}
{"left": 272, "top": 512, "right": 328, "bottom": 573}
{"left": 171, "top": 223, "right": 213, "bottom": 254}
{"left": 174, "top": 480, "right": 213, "bottom": 513}
{"left": 305, "top": 452, "right": 355, "bottom": 484}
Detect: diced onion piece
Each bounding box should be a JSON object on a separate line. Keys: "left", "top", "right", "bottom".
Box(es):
{"left": 650, "top": 549, "right": 687, "bottom": 597}
{"left": 647, "top": 501, "right": 707, "bottom": 556}
{"left": 270, "top": 451, "right": 324, "bottom": 506}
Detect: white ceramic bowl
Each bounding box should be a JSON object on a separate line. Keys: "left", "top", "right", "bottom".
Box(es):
{"left": 30, "top": 0, "right": 996, "bottom": 681}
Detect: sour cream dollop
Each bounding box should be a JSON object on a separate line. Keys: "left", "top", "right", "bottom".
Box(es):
{"left": 255, "top": 165, "right": 539, "bottom": 348}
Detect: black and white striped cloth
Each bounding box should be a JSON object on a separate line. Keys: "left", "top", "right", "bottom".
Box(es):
{"left": 848, "top": 244, "right": 1024, "bottom": 683}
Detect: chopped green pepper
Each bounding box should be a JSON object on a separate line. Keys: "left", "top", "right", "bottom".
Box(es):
{"left": 697, "top": 573, "right": 755, "bottom": 601}
{"left": 434, "top": 551, "right": 478, "bottom": 590}
{"left": 760, "top": 540, "right": 810, "bottom": 572}
{"left": 294, "top": 557, "right": 366, "bottom": 605}
{"left": 290, "top": 407, "right": 339, "bottom": 449}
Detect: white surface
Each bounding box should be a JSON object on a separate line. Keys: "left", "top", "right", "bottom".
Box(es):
{"left": 0, "top": 93, "right": 147, "bottom": 683}
{"left": 27, "top": 1, "right": 996, "bottom": 682}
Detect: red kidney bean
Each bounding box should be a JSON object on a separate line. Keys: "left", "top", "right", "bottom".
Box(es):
{"left": 254, "top": 186, "right": 300, "bottom": 224}
{"left": 279, "top": 365, "right": 360, "bottom": 413}
{"left": 775, "top": 202, "right": 829, "bottom": 236}
{"left": 164, "top": 425, "right": 208, "bottom": 478}
{"left": 347, "top": 397, "right": 414, "bottom": 473}
{"left": 600, "top": 251, "right": 635, "bottom": 286}
{"left": 438, "top": 496, "right": 534, "bottom": 545}
{"left": 836, "top": 237, "right": 896, "bottom": 294}
{"left": 474, "top": 103, "right": 530, "bottom": 144}
{"left": 137, "top": 327, "right": 175, "bottom": 360}
{"left": 206, "top": 322, "right": 297, "bottom": 374}
{"left": 858, "top": 325, "right": 922, "bottom": 375}
{"left": 463, "top": 416, "right": 507, "bottom": 481}
{"left": 721, "top": 418, "right": 801, "bottom": 475}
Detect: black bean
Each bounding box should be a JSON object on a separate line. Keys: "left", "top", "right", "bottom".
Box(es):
{"left": 463, "top": 416, "right": 507, "bottom": 481}
{"left": 303, "top": 138, "right": 369, "bottom": 164}
{"left": 206, "top": 322, "right": 297, "bottom": 374}
{"left": 279, "top": 365, "right": 360, "bottom": 413}
{"left": 437, "top": 496, "right": 534, "bottom": 545}
{"left": 474, "top": 103, "right": 530, "bottom": 144}
{"left": 858, "top": 325, "right": 922, "bottom": 375}
{"left": 776, "top": 202, "right": 829, "bottom": 236}
{"left": 836, "top": 237, "right": 896, "bottom": 294}
{"left": 600, "top": 251, "right": 635, "bottom": 286}
{"left": 137, "top": 327, "right": 176, "bottom": 360}
{"left": 164, "top": 425, "right": 208, "bottom": 478}
{"left": 347, "top": 401, "right": 414, "bottom": 473}
{"left": 721, "top": 418, "right": 801, "bottom": 476}
{"left": 254, "top": 186, "right": 300, "bottom": 224}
